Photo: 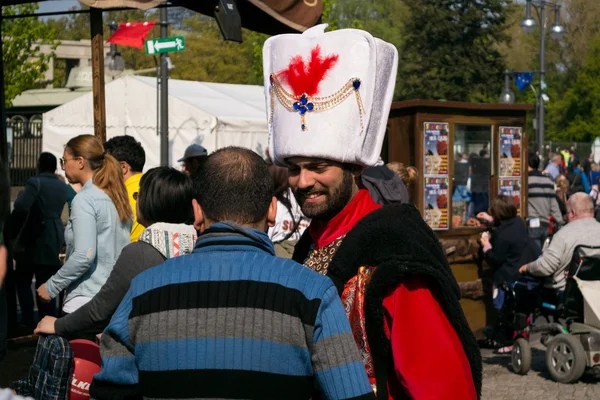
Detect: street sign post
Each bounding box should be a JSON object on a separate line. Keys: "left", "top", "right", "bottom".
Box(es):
{"left": 145, "top": 36, "right": 186, "bottom": 55}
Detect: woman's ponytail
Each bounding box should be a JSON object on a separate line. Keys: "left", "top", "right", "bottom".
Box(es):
{"left": 94, "top": 153, "right": 133, "bottom": 223}
{"left": 65, "top": 135, "right": 133, "bottom": 223}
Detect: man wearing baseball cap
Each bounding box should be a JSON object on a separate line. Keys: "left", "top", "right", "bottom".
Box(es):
{"left": 178, "top": 144, "right": 207, "bottom": 177}
{"left": 265, "top": 25, "right": 481, "bottom": 399}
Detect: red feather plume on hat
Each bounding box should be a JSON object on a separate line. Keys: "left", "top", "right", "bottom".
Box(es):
{"left": 277, "top": 45, "right": 339, "bottom": 97}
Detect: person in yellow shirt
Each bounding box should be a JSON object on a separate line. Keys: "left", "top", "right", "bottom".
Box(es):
{"left": 104, "top": 136, "right": 145, "bottom": 242}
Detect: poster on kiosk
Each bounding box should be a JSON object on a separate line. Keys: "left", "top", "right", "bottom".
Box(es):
{"left": 423, "top": 122, "right": 450, "bottom": 230}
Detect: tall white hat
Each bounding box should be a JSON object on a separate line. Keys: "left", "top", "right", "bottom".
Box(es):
{"left": 263, "top": 24, "right": 398, "bottom": 167}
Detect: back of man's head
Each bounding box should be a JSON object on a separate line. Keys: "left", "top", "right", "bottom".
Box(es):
{"left": 552, "top": 154, "right": 562, "bottom": 164}
{"left": 38, "top": 152, "right": 57, "bottom": 173}
{"left": 567, "top": 193, "right": 594, "bottom": 219}
{"left": 528, "top": 152, "right": 540, "bottom": 170}
{"left": 103, "top": 135, "right": 145, "bottom": 172}
{"left": 194, "top": 146, "right": 274, "bottom": 226}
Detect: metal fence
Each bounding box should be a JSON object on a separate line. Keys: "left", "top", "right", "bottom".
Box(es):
{"left": 8, "top": 115, "right": 43, "bottom": 186}
{"left": 543, "top": 141, "right": 594, "bottom": 161}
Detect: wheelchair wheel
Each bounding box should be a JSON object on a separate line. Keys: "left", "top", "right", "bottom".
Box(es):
{"left": 546, "top": 334, "right": 587, "bottom": 383}
{"left": 511, "top": 338, "right": 532, "bottom": 375}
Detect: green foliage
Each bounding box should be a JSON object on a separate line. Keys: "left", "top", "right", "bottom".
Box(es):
{"left": 500, "top": 0, "right": 600, "bottom": 143}
{"left": 247, "top": 31, "right": 269, "bottom": 85}
{"left": 2, "top": 4, "right": 57, "bottom": 107}
{"left": 168, "top": 17, "right": 262, "bottom": 85}
{"left": 53, "top": 59, "right": 67, "bottom": 88}
{"left": 322, "top": 0, "right": 407, "bottom": 99}
{"left": 28, "top": 0, "right": 600, "bottom": 146}
{"left": 321, "top": 0, "right": 339, "bottom": 31}
{"left": 546, "top": 37, "right": 600, "bottom": 142}
{"left": 397, "top": 0, "right": 510, "bottom": 102}
{"left": 46, "top": 7, "right": 158, "bottom": 75}
{"left": 44, "top": 7, "right": 266, "bottom": 86}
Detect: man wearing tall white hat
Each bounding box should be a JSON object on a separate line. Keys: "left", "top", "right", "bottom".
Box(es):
{"left": 265, "top": 25, "right": 481, "bottom": 399}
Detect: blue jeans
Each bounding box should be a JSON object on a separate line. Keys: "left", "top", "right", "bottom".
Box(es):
{"left": 493, "top": 286, "right": 506, "bottom": 310}
{"left": 528, "top": 225, "right": 548, "bottom": 249}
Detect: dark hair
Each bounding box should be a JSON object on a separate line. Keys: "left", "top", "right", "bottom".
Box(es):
{"left": 103, "top": 135, "right": 146, "bottom": 172}
{"left": 269, "top": 164, "right": 290, "bottom": 206}
{"left": 194, "top": 146, "right": 273, "bottom": 225}
{"left": 490, "top": 195, "right": 517, "bottom": 223}
{"left": 137, "top": 167, "right": 193, "bottom": 226}
{"left": 38, "top": 152, "right": 57, "bottom": 173}
{"left": 468, "top": 153, "right": 479, "bottom": 164}
{"left": 528, "top": 152, "right": 540, "bottom": 170}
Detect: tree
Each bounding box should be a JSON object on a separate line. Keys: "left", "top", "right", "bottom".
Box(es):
{"left": 323, "top": 0, "right": 408, "bottom": 99}
{"left": 2, "top": 4, "right": 56, "bottom": 107}
{"left": 546, "top": 37, "right": 600, "bottom": 142}
{"left": 44, "top": 7, "right": 265, "bottom": 86}
{"left": 46, "top": 6, "right": 158, "bottom": 77}
{"left": 247, "top": 31, "right": 269, "bottom": 85}
{"left": 396, "top": 0, "right": 510, "bottom": 102}
{"left": 168, "top": 16, "right": 261, "bottom": 85}
{"left": 499, "top": 0, "right": 600, "bottom": 142}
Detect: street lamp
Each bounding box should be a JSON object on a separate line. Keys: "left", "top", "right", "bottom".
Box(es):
{"left": 105, "top": 21, "right": 125, "bottom": 80}
{"left": 520, "top": 0, "right": 566, "bottom": 159}
{"left": 549, "top": 6, "right": 567, "bottom": 40}
{"left": 500, "top": 70, "right": 515, "bottom": 104}
{"left": 520, "top": 2, "right": 536, "bottom": 34}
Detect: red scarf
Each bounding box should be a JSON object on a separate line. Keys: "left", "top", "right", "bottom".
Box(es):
{"left": 309, "top": 188, "right": 382, "bottom": 249}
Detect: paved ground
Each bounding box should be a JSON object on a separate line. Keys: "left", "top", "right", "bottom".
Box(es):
{"left": 1, "top": 337, "right": 600, "bottom": 398}
{"left": 482, "top": 339, "right": 600, "bottom": 399}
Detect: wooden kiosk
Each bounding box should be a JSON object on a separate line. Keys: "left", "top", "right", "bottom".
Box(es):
{"left": 383, "top": 100, "right": 535, "bottom": 337}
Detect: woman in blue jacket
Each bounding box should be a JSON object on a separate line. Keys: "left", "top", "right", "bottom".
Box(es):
{"left": 37, "top": 135, "right": 132, "bottom": 334}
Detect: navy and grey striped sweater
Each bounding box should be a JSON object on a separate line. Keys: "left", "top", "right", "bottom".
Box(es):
{"left": 528, "top": 170, "right": 563, "bottom": 225}
{"left": 91, "top": 223, "right": 375, "bottom": 400}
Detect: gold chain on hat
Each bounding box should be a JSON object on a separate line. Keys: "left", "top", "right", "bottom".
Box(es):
{"left": 269, "top": 74, "right": 365, "bottom": 134}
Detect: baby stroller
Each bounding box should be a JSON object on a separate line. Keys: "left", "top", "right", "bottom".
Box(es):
{"left": 508, "top": 245, "right": 600, "bottom": 383}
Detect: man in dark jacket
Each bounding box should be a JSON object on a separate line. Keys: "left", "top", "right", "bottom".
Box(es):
{"left": 264, "top": 25, "right": 481, "bottom": 398}
{"left": 11, "top": 153, "right": 68, "bottom": 327}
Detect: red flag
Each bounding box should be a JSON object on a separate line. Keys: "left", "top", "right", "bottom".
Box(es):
{"left": 107, "top": 22, "right": 156, "bottom": 49}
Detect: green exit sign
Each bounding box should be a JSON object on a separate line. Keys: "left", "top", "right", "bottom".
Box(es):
{"left": 145, "top": 36, "right": 186, "bottom": 55}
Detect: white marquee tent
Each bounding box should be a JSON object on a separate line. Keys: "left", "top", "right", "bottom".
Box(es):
{"left": 42, "top": 75, "right": 269, "bottom": 170}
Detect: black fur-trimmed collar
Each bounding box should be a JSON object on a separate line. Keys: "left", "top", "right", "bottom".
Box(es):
{"left": 293, "top": 203, "right": 482, "bottom": 399}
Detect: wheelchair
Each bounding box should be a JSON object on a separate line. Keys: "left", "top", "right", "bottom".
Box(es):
{"left": 497, "top": 245, "right": 600, "bottom": 383}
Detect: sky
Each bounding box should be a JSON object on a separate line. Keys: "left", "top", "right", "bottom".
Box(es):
{"left": 38, "top": 0, "right": 79, "bottom": 14}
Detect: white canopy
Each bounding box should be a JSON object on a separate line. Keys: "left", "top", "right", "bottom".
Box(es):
{"left": 42, "top": 75, "right": 269, "bottom": 171}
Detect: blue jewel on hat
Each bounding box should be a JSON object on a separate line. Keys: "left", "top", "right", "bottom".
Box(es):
{"left": 294, "top": 94, "right": 314, "bottom": 131}
{"left": 353, "top": 79, "right": 361, "bottom": 90}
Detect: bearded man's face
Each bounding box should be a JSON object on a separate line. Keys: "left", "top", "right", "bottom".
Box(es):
{"left": 287, "top": 157, "right": 356, "bottom": 221}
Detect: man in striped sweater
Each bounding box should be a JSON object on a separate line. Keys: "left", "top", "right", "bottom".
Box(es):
{"left": 90, "top": 147, "right": 375, "bottom": 400}
{"left": 528, "top": 153, "right": 563, "bottom": 248}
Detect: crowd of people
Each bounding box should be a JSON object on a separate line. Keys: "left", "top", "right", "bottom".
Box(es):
{"left": 476, "top": 150, "right": 600, "bottom": 352}
{"left": 0, "top": 26, "right": 479, "bottom": 400}
{"left": 0, "top": 22, "right": 598, "bottom": 400}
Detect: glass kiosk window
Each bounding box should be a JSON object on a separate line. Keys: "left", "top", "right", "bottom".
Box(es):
{"left": 452, "top": 124, "right": 492, "bottom": 228}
